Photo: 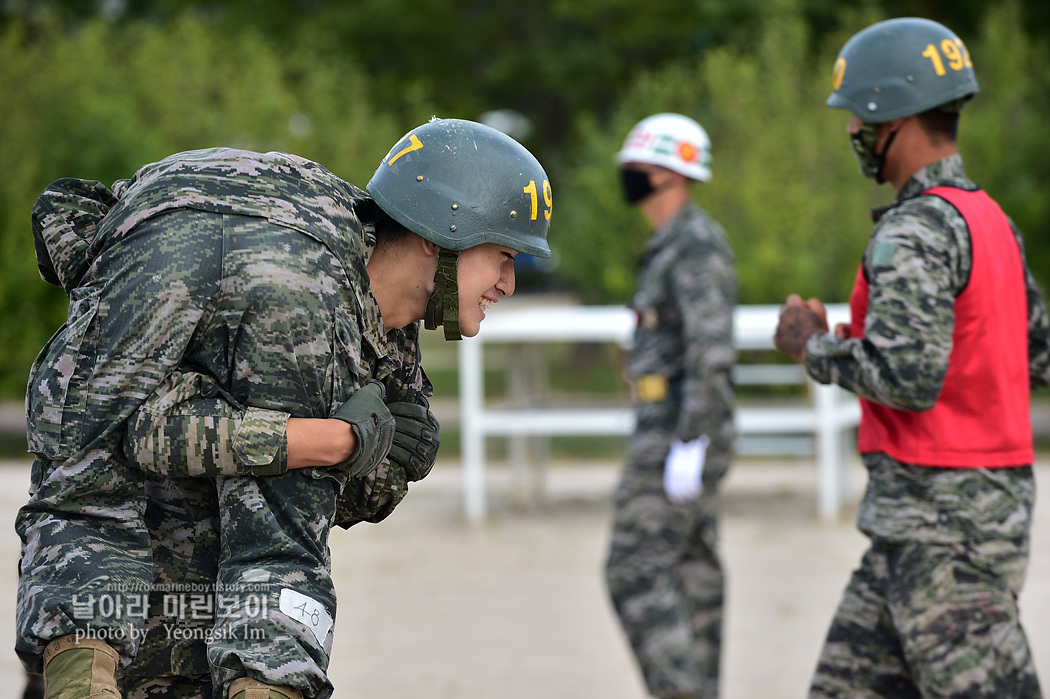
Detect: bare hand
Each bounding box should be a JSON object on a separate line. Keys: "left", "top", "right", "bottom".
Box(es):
{"left": 774, "top": 294, "right": 828, "bottom": 362}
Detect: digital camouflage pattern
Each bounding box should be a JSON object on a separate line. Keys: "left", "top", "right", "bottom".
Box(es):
{"left": 803, "top": 156, "right": 1049, "bottom": 697}
{"left": 118, "top": 211, "right": 425, "bottom": 698}
{"left": 122, "top": 476, "right": 220, "bottom": 684}
{"left": 605, "top": 201, "right": 737, "bottom": 699}
{"left": 805, "top": 155, "right": 1050, "bottom": 411}
{"left": 810, "top": 456, "right": 1041, "bottom": 698}
{"left": 17, "top": 148, "right": 429, "bottom": 698}
{"left": 122, "top": 673, "right": 215, "bottom": 699}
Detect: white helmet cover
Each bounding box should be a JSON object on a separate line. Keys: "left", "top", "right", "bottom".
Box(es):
{"left": 616, "top": 113, "right": 712, "bottom": 182}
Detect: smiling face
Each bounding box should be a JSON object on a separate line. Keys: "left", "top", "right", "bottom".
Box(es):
{"left": 454, "top": 243, "right": 518, "bottom": 337}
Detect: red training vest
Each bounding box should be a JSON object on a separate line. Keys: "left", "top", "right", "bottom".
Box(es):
{"left": 848, "top": 186, "right": 1032, "bottom": 467}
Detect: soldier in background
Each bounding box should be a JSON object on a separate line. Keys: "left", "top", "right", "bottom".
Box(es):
{"left": 17, "top": 118, "right": 552, "bottom": 699}
{"left": 604, "top": 113, "right": 737, "bottom": 699}
{"left": 774, "top": 18, "right": 1049, "bottom": 697}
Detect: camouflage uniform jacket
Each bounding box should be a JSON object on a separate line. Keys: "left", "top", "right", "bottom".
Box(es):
{"left": 29, "top": 147, "right": 426, "bottom": 527}
{"left": 804, "top": 155, "right": 1050, "bottom": 543}
{"left": 627, "top": 201, "right": 737, "bottom": 470}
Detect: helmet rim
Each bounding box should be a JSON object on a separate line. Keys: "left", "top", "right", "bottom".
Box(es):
{"left": 616, "top": 113, "right": 712, "bottom": 182}
{"left": 367, "top": 118, "right": 553, "bottom": 259}
{"left": 827, "top": 17, "right": 979, "bottom": 123}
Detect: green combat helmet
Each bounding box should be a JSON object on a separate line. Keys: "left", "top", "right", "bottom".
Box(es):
{"left": 827, "top": 17, "right": 979, "bottom": 181}
{"left": 367, "top": 118, "right": 553, "bottom": 340}
{"left": 827, "top": 17, "right": 979, "bottom": 122}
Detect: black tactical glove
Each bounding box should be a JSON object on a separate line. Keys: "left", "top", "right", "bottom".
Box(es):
{"left": 386, "top": 397, "right": 440, "bottom": 482}
{"left": 331, "top": 381, "right": 396, "bottom": 478}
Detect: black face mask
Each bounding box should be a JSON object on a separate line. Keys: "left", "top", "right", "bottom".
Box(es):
{"left": 621, "top": 169, "right": 655, "bottom": 204}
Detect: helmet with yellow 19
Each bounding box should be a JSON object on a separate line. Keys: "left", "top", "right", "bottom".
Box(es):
{"left": 616, "top": 113, "right": 712, "bottom": 182}
{"left": 368, "top": 118, "right": 552, "bottom": 340}
{"left": 827, "top": 17, "right": 979, "bottom": 181}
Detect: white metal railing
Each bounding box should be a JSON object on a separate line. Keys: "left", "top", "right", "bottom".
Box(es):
{"left": 458, "top": 304, "right": 860, "bottom": 523}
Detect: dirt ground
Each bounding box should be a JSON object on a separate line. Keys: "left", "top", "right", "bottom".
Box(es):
{"left": 1, "top": 455, "right": 1047, "bottom": 699}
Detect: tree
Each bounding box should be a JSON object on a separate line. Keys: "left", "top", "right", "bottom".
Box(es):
{"left": 0, "top": 13, "right": 426, "bottom": 396}
{"left": 554, "top": 0, "right": 883, "bottom": 305}
{"left": 1, "top": 0, "right": 1048, "bottom": 400}
{"left": 553, "top": 0, "right": 1050, "bottom": 306}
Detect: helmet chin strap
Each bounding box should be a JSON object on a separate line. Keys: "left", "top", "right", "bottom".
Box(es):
{"left": 872, "top": 126, "right": 899, "bottom": 184}
{"left": 851, "top": 122, "right": 899, "bottom": 184}
{"left": 424, "top": 249, "right": 461, "bottom": 341}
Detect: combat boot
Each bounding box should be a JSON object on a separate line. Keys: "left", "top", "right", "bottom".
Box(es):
{"left": 42, "top": 635, "right": 120, "bottom": 699}
{"left": 228, "top": 677, "right": 303, "bottom": 699}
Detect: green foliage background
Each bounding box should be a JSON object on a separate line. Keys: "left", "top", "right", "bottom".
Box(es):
{"left": 1, "top": 0, "right": 1048, "bottom": 398}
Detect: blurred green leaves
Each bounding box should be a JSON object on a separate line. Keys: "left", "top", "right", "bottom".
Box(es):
{"left": 1, "top": 0, "right": 1048, "bottom": 398}
{"left": 555, "top": 0, "right": 1050, "bottom": 307}
{"left": 0, "top": 11, "right": 434, "bottom": 395}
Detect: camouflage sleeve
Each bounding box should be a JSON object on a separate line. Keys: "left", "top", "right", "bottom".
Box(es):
{"left": 334, "top": 322, "right": 429, "bottom": 528}
{"left": 380, "top": 323, "right": 430, "bottom": 403}
{"left": 1014, "top": 221, "right": 1050, "bottom": 389}
{"left": 32, "top": 177, "right": 119, "bottom": 292}
{"left": 124, "top": 371, "right": 290, "bottom": 478}
{"left": 671, "top": 233, "right": 736, "bottom": 439}
{"left": 333, "top": 461, "right": 409, "bottom": 528}
{"left": 805, "top": 200, "right": 963, "bottom": 410}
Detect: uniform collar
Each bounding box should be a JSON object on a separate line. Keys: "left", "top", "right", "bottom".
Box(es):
{"left": 870, "top": 154, "right": 968, "bottom": 222}
{"left": 361, "top": 286, "right": 395, "bottom": 361}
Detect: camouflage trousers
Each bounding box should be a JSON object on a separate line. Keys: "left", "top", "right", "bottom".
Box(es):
{"left": 18, "top": 209, "right": 225, "bottom": 669}
{"left": 809, "top": 458, "right": 1042, "bottom": 698}
{"left": 116, "top": 465, "right": 342, "bottom": 698}
{"left": 604, "top": 451, "right": 727, "bottom": 699}
{"left": 207, "top": 470, "right": 342, "bottom": 698}
{"left": 16, "top": 451, "right": 154, "bottom": 671}
{"left": 121, "top": 674, "right": 215, "bottom": 699}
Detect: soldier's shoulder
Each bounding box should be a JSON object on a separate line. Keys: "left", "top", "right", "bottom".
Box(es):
{"left": 675, "top": 204, "right": 733, "bottom": 257}
{"left": 875, "top": 194, "right": 962, "bottom": 243}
